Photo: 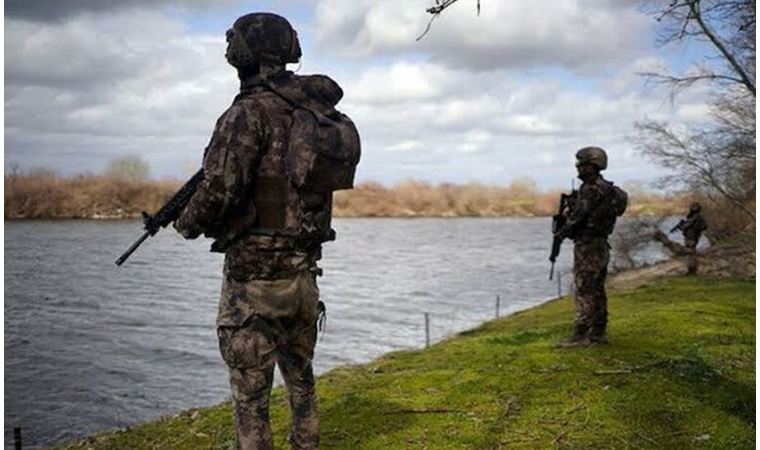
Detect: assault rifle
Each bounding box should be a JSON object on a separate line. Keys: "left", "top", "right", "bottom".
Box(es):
{"left": 670, "top": 219, "right": 688, "bottom": 233}
{"left": 548, "top": 186, "right": 578, "bottom": 280}
{"left": 115, "top": 169, "right": 205, "bottom": 266}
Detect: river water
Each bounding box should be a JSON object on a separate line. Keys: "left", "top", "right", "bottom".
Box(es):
{"left": 4, "top": 218, "right": 668, "bottom": 448}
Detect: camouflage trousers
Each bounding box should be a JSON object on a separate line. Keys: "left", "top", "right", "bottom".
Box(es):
{"left": 685, "top": 237, "right": 698, "bottom": 274}
{"left": 573, "top": 238, "right": 610, "bottom": 336}
{"left": 217, "top": 271, "right": 321, "bottom": 450}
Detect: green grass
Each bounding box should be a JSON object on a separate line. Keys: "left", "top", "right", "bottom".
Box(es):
{"left": 60, "top": 277, "right": 755, "bottom": 449}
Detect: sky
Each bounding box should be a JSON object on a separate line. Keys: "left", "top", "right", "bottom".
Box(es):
{"left": 5, "top": 0, "right": 718, "bottom": 189}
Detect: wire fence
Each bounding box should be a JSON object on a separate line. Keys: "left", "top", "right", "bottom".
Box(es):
{"left": 421, "top": 266, "right": 574, "bottom": 349}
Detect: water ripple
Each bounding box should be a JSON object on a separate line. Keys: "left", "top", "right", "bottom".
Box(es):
{"left": 4, "top": 218, "right": 667, "bottom": 449}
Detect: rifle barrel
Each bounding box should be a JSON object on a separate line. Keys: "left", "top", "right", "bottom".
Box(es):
{"left": 549, "top": 261, "right": 555, "bottom": 281}
{"left": 115, "top": 230, "right": 152, "bottom": 266}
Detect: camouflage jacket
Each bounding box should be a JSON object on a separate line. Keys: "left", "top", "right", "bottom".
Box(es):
{"left": 682, "top": 212, "right": 707, "bottom": 241}
{"left": 175, "top": 71, "right": 345, "bottom": 279}
{"left": 563, "top": 175, "right": 616, "bottom": 241}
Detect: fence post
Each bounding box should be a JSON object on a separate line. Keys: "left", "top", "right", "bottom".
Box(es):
{"left": 14, "top": 427, "right": 21, "bottom": 450}
{"left": 424, "top": 313, "right": 430, "bottom": 348}
{"left": 495, "top": 294, "right": 500, "bottom": 318}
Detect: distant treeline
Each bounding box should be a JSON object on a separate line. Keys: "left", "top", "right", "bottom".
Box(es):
{"left": 5, "top": 170, "right": 178, "bottom": 219}
{"left": 4, "top": 170, "right": 686, "bottom": 220}
{"left": 334, "top": 180, "right": 684, "bottom": 217}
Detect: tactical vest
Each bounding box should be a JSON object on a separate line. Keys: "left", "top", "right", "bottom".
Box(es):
{"left": 226, "top": 75, "right": 360, "bottom": 251}
{"left": 682, "top": 213, "right": 707, "bottom": 240}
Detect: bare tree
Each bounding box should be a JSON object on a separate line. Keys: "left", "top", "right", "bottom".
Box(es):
{"left": 641, "top": 0, "right": 755, "bottom": 97}
{"left": 106, "top": 155, "right": 151, "bottom": 182}
{"left": 424, "top": 0, "right": 480, "bottom": 15}
{"left": 637, "top": 0, "right": 756, "bottom": 228}
{"left": 417, "top": 0, "right": 481, "bottom": 40}
{"left": 635, "top": 108, "right": 755, "bottom": 220}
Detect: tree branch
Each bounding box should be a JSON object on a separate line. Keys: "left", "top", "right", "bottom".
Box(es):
{"left": 688, "top": 0, "right": 756, "bottom": 96}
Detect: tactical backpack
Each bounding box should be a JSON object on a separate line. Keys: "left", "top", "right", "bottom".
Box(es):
{"left": 210, "top": 76, "right": 360, "bottom": 251}
{"left": 584, "top": 180, "right": 627, "bottom": 237}
{"left": 287, "top": 107, "right": 360, "bottom": 193}
{"left": 267, "top": 80, "right": 361, "bottom": 193}
{"left": 607, "top": 182, "right": 628, "bottom": 217}
{"left": 223, "top": 76, "right": 361, "bottom": 248}
{"left": 596, "top": 181, "right": 627, "bottom": 235}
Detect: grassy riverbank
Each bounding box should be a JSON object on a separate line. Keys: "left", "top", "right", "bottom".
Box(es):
{"left": 59, "top": 276, "right": 755, "bottom": 449}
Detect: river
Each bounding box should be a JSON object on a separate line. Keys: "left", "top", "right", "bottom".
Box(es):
{"left": 4, "top": 218, "right": 670, "bottom": 448}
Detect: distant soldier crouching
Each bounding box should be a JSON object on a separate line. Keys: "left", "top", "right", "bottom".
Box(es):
{"left": 555, "top": 147, "right": 627, "bottom": 347}
{"left": 671, "top": 202, "right": 708, "bottom": 275}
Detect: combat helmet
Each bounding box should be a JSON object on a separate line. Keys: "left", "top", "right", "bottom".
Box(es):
{"left": 226, "top": 13, "right": 301, "bottom": 68}
{"left": 575, "top": 146, "right": 608, "bottom": 171}
{"left": 690, "top": 202, "right": 701, "bottom": 213}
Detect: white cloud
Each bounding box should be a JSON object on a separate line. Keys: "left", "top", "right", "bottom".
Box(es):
{"left": 4, "top": 2, "right": 712, "bottom": 189}
{"left": 349, "top": 62, "right": 444, "bottom": 103}
{"left": 5, "top": 11, "right": 239, "bottom": 175}
{"left": 386, "top": 140, "right": 424, "bottom": 152}
{"left": 331, "top": 58, "right": 710, "bottom": 185}
{"left": 313, "top": 0, "right": 650, "bottom": 71}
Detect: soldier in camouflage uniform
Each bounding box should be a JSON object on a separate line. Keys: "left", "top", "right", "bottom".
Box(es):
{"left": 174, "top": 13, "right": 358, "bottom": 449}
{"left": 555, "top": 147, "right": 625, "bottom": 347}
{"left": 673, "top": 202, "right": 708, "bottom": 275}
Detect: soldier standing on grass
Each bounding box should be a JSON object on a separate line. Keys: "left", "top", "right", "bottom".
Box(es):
{"left": 555, "top": 147, "right": 627, "bottom": 347}
{"left": 671, "top": 202, "right": 708, "bottom": 275}
{"left": 174, "top": 12, "right": 360, "bottom": 449}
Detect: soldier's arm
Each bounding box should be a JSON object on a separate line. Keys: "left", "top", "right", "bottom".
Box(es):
{"left": 175, "top": 103, "right": 263, "bottom": 239}
{"left": 681, "top": 215, "right": 700, "bottom": 231}
{"left": 560, "top": 183, "right": 603, "bottom": 237}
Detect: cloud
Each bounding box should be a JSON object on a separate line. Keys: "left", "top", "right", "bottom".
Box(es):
{"left": 313, "top": 0, "right": 651, "bottom": 71}
{"left": 334, "top": 58, "right": 710, "bottom": 185}
{"left": 4, "top": 2, "right": 712, "bottom": 189}
{"left": 6, "top": 12, "right": 187, "bottom": 88}
{"left": 5, "top": 0, "right": 244, "bottom": 21}
{"left": 5, "top": 10, "right": 239, "bottom": 176}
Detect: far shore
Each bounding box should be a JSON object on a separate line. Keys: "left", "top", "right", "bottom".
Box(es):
{"left": 5, "top": 173, "right": 686, "bottom": 221}
{"left": 5, "top": 212, "right": 552, "bottom": 221}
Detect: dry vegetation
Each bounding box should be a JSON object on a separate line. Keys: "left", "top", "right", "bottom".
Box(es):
{"left": 334, "top": 180, "right": 685, "bottom": 217}
{"left": 4, "top": 170, "right": 178, "bottom": 219}
{"left": 5, "top": 171, "right": 686, "bottom": 220}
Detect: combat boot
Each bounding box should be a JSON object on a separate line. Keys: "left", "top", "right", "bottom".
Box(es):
{"left": 556, "top": 325, "right": 591, "bottom": 348}
{"left": 588, "top": 328, "right": 608, "bottom": 345}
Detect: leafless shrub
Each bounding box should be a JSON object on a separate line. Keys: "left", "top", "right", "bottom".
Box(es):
{"left": 6, "top": 169, "right": 690, "bottom": 220}
{"left": 641, "top": 0, "right": 755, "bottom": 97}
{"left": 106, "top": 155, "right": 151, "bottom": 183}
{"left": 637, "top": 0, "right": 755, "bottom": 235}
{"left": 610, "top": 218, "right": 667, "bottom": 271}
